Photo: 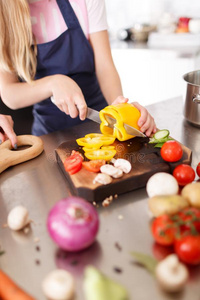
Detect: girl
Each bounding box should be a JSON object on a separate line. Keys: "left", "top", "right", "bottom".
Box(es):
{"left": 0, "top": 0, "right": 156, "bottom": 136}
{"left": 0, "top": 114, "right": 17, "bottom": 147}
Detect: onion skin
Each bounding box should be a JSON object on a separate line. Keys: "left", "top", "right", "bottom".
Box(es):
{"left": 47, "top": 197, "right": 99, "bottom": 252}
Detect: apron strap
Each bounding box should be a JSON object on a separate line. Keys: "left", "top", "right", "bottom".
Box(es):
{"left": 56, "top": 0, "right": 80, "bottom": 29}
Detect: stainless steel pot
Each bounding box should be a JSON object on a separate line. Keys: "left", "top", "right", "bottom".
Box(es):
{"left": 183, "top": 70, "right": 200, "bottom": 127}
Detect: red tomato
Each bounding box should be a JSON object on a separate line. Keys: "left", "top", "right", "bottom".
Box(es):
{"left": 173, "top": 164, "right": 195, "bottom": 186}
{"left": 174, "top": 207, "right": 200, "bottom": 233}
{"left": 175, "top": 235, "right": 200, "bottom": 265}
{"left": 160, "top": 140, "right": 183, "bottom": 162}
{"left": 151, "top": 215, "right": 177, "bottom": 246}
{"left": 82, "top": 160, "right": 106, "bottom": 173}
{"left": 196, "top": 162, "right": 200, "bottom": 177}
{"left": 64, "top": 152, "right": 83, "bottom": 175}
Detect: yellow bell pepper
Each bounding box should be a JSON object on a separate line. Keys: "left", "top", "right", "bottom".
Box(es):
{"left": 84, "top": 149, "right": 116, "bottom": 161}
{"left": 99, "top": 103, "right": 141, "bottom": 141}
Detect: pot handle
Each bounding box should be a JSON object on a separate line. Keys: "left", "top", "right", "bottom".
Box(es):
{"left": 193, "top": 94, "right": 200, "bottom": 103}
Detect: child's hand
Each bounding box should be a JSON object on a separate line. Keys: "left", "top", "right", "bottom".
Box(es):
{"left": 131, "top": 102, "right": 156, "bottom": 137}
{"left": 51, "top": 75, "right": 87, "bottom": 121}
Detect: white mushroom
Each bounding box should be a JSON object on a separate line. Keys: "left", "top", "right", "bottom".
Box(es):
{"left": 93, "top": 173, "right": 112, "bottom": 185}
{"left": 100, "top": 164, "right": 123, "bottom": 178}
{"left": 155, "top": 254, "right": 189, "bottom": 293}
{"left": 7, "top": 205, "right": 30, "bottom": 231}
{"left": 146, "top": 172, "right": 179, "bottom": 198}
{"left": 42, "top": 269, "right": 75, "bottom": 300}
{"left": 114, "top": 159, "right": 132, "bottom": 174}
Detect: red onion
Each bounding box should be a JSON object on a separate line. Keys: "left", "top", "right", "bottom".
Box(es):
{"left": 47, "top": 197, "right": 99, "bottom": 252}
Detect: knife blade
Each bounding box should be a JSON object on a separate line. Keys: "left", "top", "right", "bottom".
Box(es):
{"left": 86, "top": 107, "right": 146, "bottom": 138}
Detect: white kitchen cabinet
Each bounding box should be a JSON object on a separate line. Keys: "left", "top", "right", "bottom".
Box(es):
{"left": 111, "top": 47, "right": 200, "bottom": 106}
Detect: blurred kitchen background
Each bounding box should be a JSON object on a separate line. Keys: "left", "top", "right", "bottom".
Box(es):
{"left": 1, "top": 0, "right": 200, "bottom": 134}
{"left": 105, "top": 0, "right": 200, "bottom": 105}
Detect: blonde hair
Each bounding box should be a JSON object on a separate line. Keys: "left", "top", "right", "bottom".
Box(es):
{"left": 0, "top": 0, "right": 37, "bottom": 82}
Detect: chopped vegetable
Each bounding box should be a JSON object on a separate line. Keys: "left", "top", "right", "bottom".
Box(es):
{"left": 85, "top": 149, "right": 116, "bottom": 161}
{"left": 76, "top": 135, "right": 115, "bottom": 149}
{"left": 63, "top": 151, "right": 83, "bottom": 175}
{"left": 149, "top": 129, "right": 172, "bottom": 147}
{"left": 93, "top": 173, "right": 112, "bottom": 185}
{"left": 155, "top": 254, "right": 189, "bottom": 292}
{"left": 83, "top": 266, "right": 129, "bottom": 300}
{"left": 82, "top": 160, "right": 106, "bottom": 173}
{"left": 100, "top": 164, "right": 123, "bottom": 178}
{"left": 47, "top": 197, "right": 99, "bottom": 252}
{"left": 113, "top": 158, "right": 132, "bottom": 174}
{"left": 146, "top": 172, "right": 179, "bottom": 198}
{"left": 42, "top": 269, "right": 75, "bottom": 300}
{"left": 0, "top": 269, "right": 36, "bottom": 299}
{"left": 7, "top": 205, "right": 30, "bottom": 231}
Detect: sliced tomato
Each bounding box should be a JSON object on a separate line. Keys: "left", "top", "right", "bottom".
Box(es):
{"left": 64, "top": 152, "right": 83, "bottom": 175}
{"left": 82, "top": 160, "right": 106, "bottom": 173}
{"left": 84, "top": 149, "right": 116, "bottom": 161}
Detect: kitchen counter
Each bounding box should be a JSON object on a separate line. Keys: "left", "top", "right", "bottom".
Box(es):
{"left": 1, "top": 96, "right": 200, "bottom": 300}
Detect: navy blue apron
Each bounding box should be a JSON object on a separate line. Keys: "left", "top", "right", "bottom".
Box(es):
{"left": 32, "top": 0, "right": 107, "bottom": 136}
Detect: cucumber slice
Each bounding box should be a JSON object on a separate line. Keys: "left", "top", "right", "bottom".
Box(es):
{"left": 153, "top": 129, "right": 169, "bottom": 141}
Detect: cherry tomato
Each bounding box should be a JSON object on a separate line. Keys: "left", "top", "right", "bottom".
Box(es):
{"left": 196, "top": 162, "right": 200, "bottom": 177}
{"left": 173, "top": 207, "right": 200, "bottom": 234}
{"left": 173, "top": 164, "right": 195, "bottom": 186}
{"left": 175, "top": 235, "right": 200, "bottom": 265}
{"left": 151, "top": 215, "right": 177, "bottom": 246}
{"left": 82, "top": 160, "right": 106, "bottom": 173}
{"left": 160, "top": 140, "right": 183, "bottom": 162}
{"left": 64, "top": 152, "right": 83, "bottom": 175}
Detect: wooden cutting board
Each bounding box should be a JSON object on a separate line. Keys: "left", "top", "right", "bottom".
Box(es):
{"left": 55, "top": 136, "right": 192, "bottom": 202}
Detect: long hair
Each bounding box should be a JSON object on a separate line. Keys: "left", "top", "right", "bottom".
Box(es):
{"left": 0, "top": 0, "right": 37, "bottom": 82}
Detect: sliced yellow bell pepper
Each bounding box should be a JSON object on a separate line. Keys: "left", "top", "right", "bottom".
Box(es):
{"left": 76, "top": 134, "right": 115, "bottom": 149}
{"left": 76, "top": 137, "right": 103, "bottom": 148}
{"left": 82, "top": 146, "right": 100, "bottom": 152}
{"left": 99, "top": 103, "right": 141, "bottom": 141}
{"left": 101, "top": 145, "right": 116, "bottom": 150}
{"left": 84, "top": 149, "right": 116, "bottom": 161}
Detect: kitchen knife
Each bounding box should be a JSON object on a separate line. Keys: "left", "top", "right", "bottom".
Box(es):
{"left": 86, "top": 107, "right": 146, "bottom": 137}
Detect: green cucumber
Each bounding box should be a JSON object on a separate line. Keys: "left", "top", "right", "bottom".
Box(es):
{"left": 149, "top": 129, "right": 173, "bottom": 148}
{"left": 153, "top": 129, "right": 169, "bottom": 141}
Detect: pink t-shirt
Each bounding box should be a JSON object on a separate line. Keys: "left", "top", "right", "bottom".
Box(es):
{"left": 28, "top": 0, "right": 108, "bottom": 44}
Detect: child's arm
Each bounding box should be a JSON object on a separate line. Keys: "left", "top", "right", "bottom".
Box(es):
{"left": 0, "top": 72, "right": 87, "bottom": 120}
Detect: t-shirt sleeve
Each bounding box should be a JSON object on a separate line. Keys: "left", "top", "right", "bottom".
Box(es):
{"left": 86, "top": 0, "right": 108, "bottom": 34}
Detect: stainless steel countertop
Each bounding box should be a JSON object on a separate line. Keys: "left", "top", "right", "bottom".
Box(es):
{"left": 1, "top": 96, "right": 200, "bottom": 300}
